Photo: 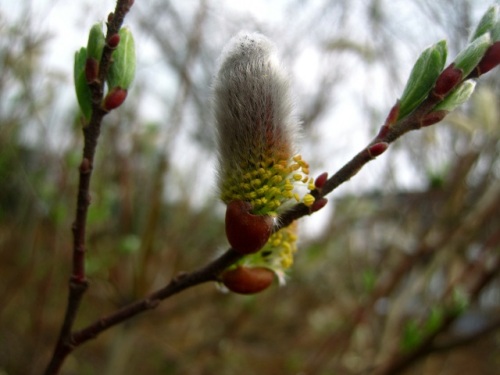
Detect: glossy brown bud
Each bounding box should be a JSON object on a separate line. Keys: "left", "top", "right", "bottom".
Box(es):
{"left": 107, "top": 33, "right": 121, "bottom": 49}
{"left": 368, "top": 142, "right": 389, "bottom": 158}
{"left": 475, "top": 41, "right": 500, "bottom": 76}
{"left": 225, "top": 200, "right": 273, "bottom": 254}
{"left": 311, "top": 198, "right": 328, "bottom": 213}
{"left": 314, "top": 172, "right": 328, "bottom": 189}
{"left": 222, "top": 266, "right": 274, "bottom": 294}
{"left": 433, "top": 64, "right": 463, "bottom": 98}
{"left": 103, "top": 87, "right": 127, "bottom": 111}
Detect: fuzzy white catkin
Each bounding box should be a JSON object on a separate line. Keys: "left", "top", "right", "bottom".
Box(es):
{"left": 213, "top": 32, "right": 300, "bottom": 189}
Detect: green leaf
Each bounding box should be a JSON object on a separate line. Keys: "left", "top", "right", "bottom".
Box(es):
{"left": 87, "top": 22, "right": 105, "bottom": 61}
{"left": 401, "top": 319, "right": 423, "bottom": 352}
{"left": 491, "top": 16, "right": 500, "bottom": 42}
{"left": 454, "top": 33, "right": 492, "bottom": 77}
{"left": 107, "top": 27, "right": 136, "bottom": 90}
{"left": 451, "top": 288, "right": 470, "bottom": 315}
{"left": 73, "top": 47, "right": 92, "bottom": 120}
{"left": 398, "top": 40, "right": 448, "bottom": 119}
{"left": 470, "top": 5, "right": 499, "bottom": 41}
{"left": 433, "top": 79, "right": 476, "bottom": 112}
{"left": 423, "top": 307, "right": 444, "bottom": 334}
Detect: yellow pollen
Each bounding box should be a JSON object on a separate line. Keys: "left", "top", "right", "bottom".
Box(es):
{"left": 303, "top": 194, "right": 315, "bottom": 206}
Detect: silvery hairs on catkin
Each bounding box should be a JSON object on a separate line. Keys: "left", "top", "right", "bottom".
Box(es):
{"left": 213, "top": 31, "right": 300, "bottom": 201}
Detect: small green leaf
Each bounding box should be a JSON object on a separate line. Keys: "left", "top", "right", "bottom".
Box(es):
{"left": 74, "top": 47, "right": 92, "bottom": 120}
{"left": 433, "top": 79, "right": 476, "bottom": 112}
{"left": 401, "top": 319, "right": 423, "bottom": 352}
{"left": 423, "top": 307, "right": 444, "bottom": 335}
{"left": 119, "top": 235, "right": 141, "bottom": 254}
{"left": 491, "top": 16, "right": 500, "bottom": 42}
{"left": 451, "top": 288, "right": 469, "bottom": 314}
{"left": 107, "top": 27, "right": 136, "bottom": 90}
{"left": 470, "top": 5, "right": 499, "bottom": 41}
{"left": 362, "top": 269, "right": 376, "bottom": 293}
{"left": 454, "top": 33, "right": 492, "bottom": 77}
{"left": 87, "top": 22, "right": 105, "bottom": 61}
{"left": 398, "top": 40, "right": 448, "bottom": 119}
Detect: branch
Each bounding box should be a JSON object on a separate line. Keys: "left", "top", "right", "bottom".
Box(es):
{"left": 43, "top": 1, "right": 134, "bottom": 374}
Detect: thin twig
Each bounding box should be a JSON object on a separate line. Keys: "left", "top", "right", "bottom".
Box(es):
{"left": 43, "top": 1, "right": 134, "bottom": 374}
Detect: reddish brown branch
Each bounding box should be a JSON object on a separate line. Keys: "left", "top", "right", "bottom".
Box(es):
{"left": 43, "top": 1, "right": 134, "bottom": 374}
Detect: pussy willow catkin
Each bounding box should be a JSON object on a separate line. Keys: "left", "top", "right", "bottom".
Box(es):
{"left": 214, "top": 32, "right": 314, "bottom": 277}
{"left": 213, "top": 32, "right": 314, "bottom": 217}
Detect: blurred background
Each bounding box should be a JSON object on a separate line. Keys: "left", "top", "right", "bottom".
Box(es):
{"left": 0, "top": 0, "right": 499, "bottom": 374}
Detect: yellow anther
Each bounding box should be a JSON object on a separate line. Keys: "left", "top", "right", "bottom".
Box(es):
{"left": 293, "top": 193, "right": 300, "bottom": 202}
{"left": 271, "top": 175, "right": 283, "bottom": 184}
{"left": 251, "top": 179, "right": 261, "bottom": 187}
{"left": 293, "top": 174, "right": 303, "bottom": 181}
{"left": 303, "top": 194, "right": 315, "bottom": 206}
{"left": 281, "top": 257, "right": 293, "bottom": 269}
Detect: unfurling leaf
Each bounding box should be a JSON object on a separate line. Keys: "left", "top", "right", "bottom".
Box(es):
{"left": 398, "top": 40, "right": 448, "bottom": 119}
{"left": 74, "top": 47, "right": 92, "bottom": 121}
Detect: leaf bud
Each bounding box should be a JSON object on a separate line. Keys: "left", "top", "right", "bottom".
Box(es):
{"left": 398, "top": 40, "right": 447, "bottom": 119}
{"left": 103, "top": 87, "right": 128, "bottom": 111}
{"left": 433, "top": 80, "right": 476, "bottom": 112}
{"left": 86, "top": 23, "right": 105, "bottom": 61}
{"left": 454, "top": 33, "right": 492, "bottom": 78}
{"left": 74, "top": 47, "right": 92, "bottom": 120}
{"left": 107, "top": 27, "right": 136, "bottom": 90}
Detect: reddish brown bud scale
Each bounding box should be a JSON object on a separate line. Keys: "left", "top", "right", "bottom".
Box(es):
{"left": 384, "top": 101, "right": 400, "bottom": 126}
{"left": 225, "top": 200, "right": 273, "bottom": 254}
{"left": 311, "top": 198, "right": 328, "bottom": 213}
{"left": 314, "top": 172, "right": 328, "bottom": 189}
{"left": 222, "top": 266, "right": 274, "bottom": 294}
{"left": 376, "top": 125, "right": 390, "bottom": 139}
{"left": 103, "top": 87, "right": 127, "bottom": 111}
{"left": 475, "top": 42, "right": 500, "bottom": 77}
{"left": 107, "top": 33, "right": 121, "bottom": 49}
{"left": 421, "top": 110, "right": 447, "bottom": 127}
{"left": 84, "top": 58, "right": 99, "bottom": 83}
{"left": 107, "top": 12, "right": 114, "bottom": 23}
{"left": 368, "top": 142, "right": 389, "bottom": 158}
{"left": 79, "top": 158, "right": 92, "bottom": 174}
{"left": 433, "top": 64, "right": 463, "bottom": 98}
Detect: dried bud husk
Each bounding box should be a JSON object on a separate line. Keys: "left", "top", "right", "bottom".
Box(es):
{"left": 222, "top": 266, "right": 274, "bottom": 294}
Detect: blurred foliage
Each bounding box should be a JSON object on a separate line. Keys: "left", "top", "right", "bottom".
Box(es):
{"left": 1, "top": 1, "right": 499, "bottom": 375}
